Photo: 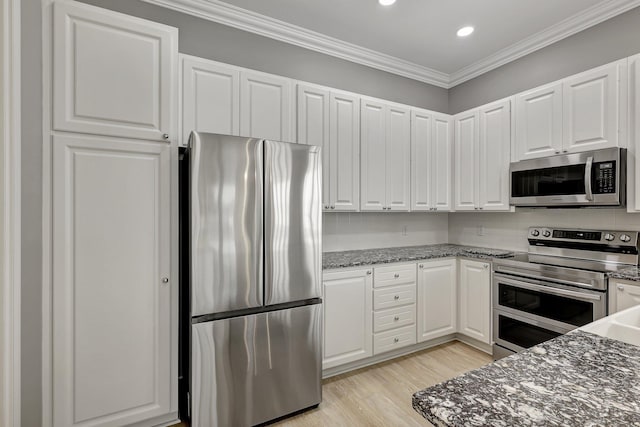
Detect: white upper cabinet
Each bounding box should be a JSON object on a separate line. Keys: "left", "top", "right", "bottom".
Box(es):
{"left": 454, "top": 110, "right": 479, "bottom": 211}
{"left": 53, "top": 1, "right": 177, "bottom": 142}
{"left": 417, "top": 259, "right": 457, "bottom": 342}
{"left": 411, "top": 110, "right": 453, "bottom": 211}
{"left": 563, "top": 60, "right": 626, "bottom": 153}
{"left": 330, "top": 92, "right": 361, "bottom": 211}
{"left": 361, "top": 99, "right": 411, "bottom": 211}
{"left": 52, "top": 134, "right": 175, "bottom": 427}
{"left": 360, "top": 99, "right": 387, "bottom": 211}
{"left": 514, "top": 82, "right": 562, "bottom": 160}
{"left": 180, "top": 55, "right": 240, "bottom": 145}
{"left": 629, "top": 54, "right": 640, "bottom": 213}
{"left": 478, "top": 99, "right": 511, "bottom": 211}
{"left": 241, "top": 71, "right": 293, "bottom": 142}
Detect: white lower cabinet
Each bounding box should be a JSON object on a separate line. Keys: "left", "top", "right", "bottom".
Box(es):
{"left": 322, "top": 268, "right": 373, "bottom": 369}
{"left": 610, "top": 279, "right": 640, "bottom": 313}
{"left": 417, "top": 259, "right": 457, "bottom": 342}
{"left": 52, "top": 134, "right": 176, "bottom": 427}
{"left": 458, "top": 259, "right": 492, "bottom": 344}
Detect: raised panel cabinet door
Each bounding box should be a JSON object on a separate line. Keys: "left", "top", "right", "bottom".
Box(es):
{"left": 297, "top": 84, "right": 331, "bottom": 209}
{"left": 458, "top": 260, "right": 491, "bottom": 344}
{"left": 330, "top": 92, "right": 361, "bottom": 211}
{"left": 417, "top": 259, "right": 457, "bottom": 342}
{"left": 411, "top": 110, "right": 432, "bottom": 211}
{"left": 479, "top": 99, "right": 511, "bottom": 211}
{"left": 454, "top": 111, "right": 479, "bottom": 211}
{"left": 514, "top": 82, "right": 563, "bottom": 160}
{"left": 360, "top": 99, "right": 386, "bottom": 211}
{"left": 432, "top": 115, "right": 453, "bottom": 211}
{"left": 181, "top": 55, "right": 240, "bottom": 146}
{"left": 53, "top": 1, "right": 177, "bottom": 142}
{"left": 563, "top": 60, "right": 625, "bottom": 153}
{"left": 629, "top": 54, "right": 640, "bottom": 212}
{"left": 52, "top": 134, "right": 174, "bottom": 427}
{"left": 614, "top": 282, "right": 640, "bottom": 313}
{"left": 322, "top": 269, "right": 373, "bottom": 370}
{"left": 385, "top": 105, "right": 411, "bottom": 211}
{"left": 241, "top": 71, "right": 293, "bottom": 142}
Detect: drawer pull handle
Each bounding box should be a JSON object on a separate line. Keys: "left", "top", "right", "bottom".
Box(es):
{"left": 393, "top": 338, "right": 399, "bottom": 343}
{"left": 394, "top": 273, "right": 400, "bottom": 278}
{"left": 394, "top": 316, "right": 400, "bottom": 321}
{"left": 394, "top": 295, "right": 400, "bottom": 300}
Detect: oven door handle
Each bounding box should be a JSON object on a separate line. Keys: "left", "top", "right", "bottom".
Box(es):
{"left": 494, "top": 274, "right": 603, "bottom": 302}
{"left": 585, "top": 156, "right": 594, "bottom": 201}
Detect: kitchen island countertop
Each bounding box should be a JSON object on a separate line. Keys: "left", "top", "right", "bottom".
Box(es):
{"left": 413, "top": 330, "right": 640, "bottom": 427}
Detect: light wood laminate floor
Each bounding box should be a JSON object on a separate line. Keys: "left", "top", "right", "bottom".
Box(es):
{"left": 173, "top": 340, "right": 492, "bottom": 427}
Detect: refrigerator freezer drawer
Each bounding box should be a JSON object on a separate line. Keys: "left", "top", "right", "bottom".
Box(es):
{"left": 191, "top": 304, "right": 322, "bottom": 427}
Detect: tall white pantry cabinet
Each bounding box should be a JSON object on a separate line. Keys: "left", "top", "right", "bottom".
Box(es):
{"left": 50, "top": 2, "right": 178, "bottom": 427}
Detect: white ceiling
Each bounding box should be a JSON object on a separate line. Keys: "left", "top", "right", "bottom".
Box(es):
{"left": 145, "top": 0, "right": 640, "bottom": 86}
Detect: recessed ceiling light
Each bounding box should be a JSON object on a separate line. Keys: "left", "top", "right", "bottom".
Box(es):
{"left": 457, "top": 26, "right": 474, "bottom": 37}
{"left": 379, "top": 0, "right": 396, "bottom": 6}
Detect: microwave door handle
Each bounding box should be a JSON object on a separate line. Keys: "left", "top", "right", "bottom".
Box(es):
{"left": 585, "top": 156, "right": 594, "bottom": 201}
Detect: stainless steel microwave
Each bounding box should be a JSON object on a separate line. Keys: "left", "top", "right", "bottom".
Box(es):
{"left": 510, "top": 148, "right": 626, "bottom": 208}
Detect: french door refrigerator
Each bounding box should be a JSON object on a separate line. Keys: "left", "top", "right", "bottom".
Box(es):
{"left": 184, "top": 132, "right": 322, "bottom": 427}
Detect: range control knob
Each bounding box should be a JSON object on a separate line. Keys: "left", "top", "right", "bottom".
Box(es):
{"left": 620, "top": 234, "right": 632, "bottom": 243}
{"left": 604, "top": 233, "right": 615, "bottom": 241}
{"left": 542, "top": 230, "right": 551, "bottom": 237}
{"left": 531, "top": 229, "right": 540, "bottom": 237}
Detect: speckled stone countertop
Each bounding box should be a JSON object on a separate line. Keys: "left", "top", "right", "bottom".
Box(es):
{"left": 609, "top": 266, "right": 640, "bottom": 282}
{"left": 413, "top": 331, "right": 640, "bottom": 427}
{"left": 322, "top": 244, "right": 515, "bottom": 270}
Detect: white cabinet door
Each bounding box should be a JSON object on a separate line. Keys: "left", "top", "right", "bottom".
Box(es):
{"left": 331, "top": 92, "right": 360, "bottom": 211}
{"left": 385, "top": 105, "right": 411, "bottom": 211}
{"left": 432, "top": 115, "right": 453, "bottom": 211}
{"left": 411, "top": 110, "right": 432, "bottom": 211}
{"left": 181, "top": 55, "right": 240, "bottom": 146}
{"left": 629, "top": 54, "right": 640, "bottom": 213}
{"left": 360, "top": 99, "right": 386, "bottom": 211}
{"left": 297, "top": 84, "right": 331, "bottom": 208}
{"left": 241, "top": 71, "right": 293, "bottom": 142}
{"left": 514, "top": 82, "right": 563, "bottom": 160}
{"left": 417, "top": 259, "right": 457, "bottom": 342}
{"left": 458, "top": 260, "right": 491, "bottom": 344}
{"left": 53, "top": 1, "right": 177, "bottom": 142}
{"left": 454, "top": 111, "right": 479, "bottom": 211}
{"left": 323, "top": 269, "right": 373, "bottom": 370}
{"left": 612, "top": 280, "right": 640, "bottom": 313}
{"left": 478, "top": 99, "right": 511, "bottom": 211}
{"left": 52, "top": 134, "right": 174, "bottom": 427}
{"left": 563, "top": 60, "right": 625, "bottom": 153}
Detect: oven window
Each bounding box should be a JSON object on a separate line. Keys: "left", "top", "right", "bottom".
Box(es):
{"left": 512, "top": 164, "right": 586, "bottom": 197}
{"left": 498, "top": 315, "right": 563, "bottom": 349}
{"left": 498, "top": 283, "right": 593, "bottom": 327}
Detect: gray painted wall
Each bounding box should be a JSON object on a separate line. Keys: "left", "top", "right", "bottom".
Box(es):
{"left": 80, "top": 0, "right": 449, "bottom": 113}
{"left": 449, "top": 6, "right": 640, "bottom": 114}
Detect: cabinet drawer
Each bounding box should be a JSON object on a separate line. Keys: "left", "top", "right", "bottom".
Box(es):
{"left": 374, "top": 264, "right": 417, "bottom": 288}
{"left": 373, "top": 304, "right": 416, "bottom": 333}
{"left": 373, "top": 325, "right": 416, "bottom": 355}
{"left": 373, "top": 284, "right": 416, "bottom": 310}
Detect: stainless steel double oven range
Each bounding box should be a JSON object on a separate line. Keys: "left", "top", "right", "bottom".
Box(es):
{"left": 492, "top": 227, "right": 640, "bottom": 360}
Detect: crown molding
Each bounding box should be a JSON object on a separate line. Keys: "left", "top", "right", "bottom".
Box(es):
{"left": 140, "top": 0, "right": 450, "bottom": 88}
{"left": 450, "top": 0, "right": 640, "bottom": 86}
{"left": 142, "top": 0, "right": 640, "bottom": 89}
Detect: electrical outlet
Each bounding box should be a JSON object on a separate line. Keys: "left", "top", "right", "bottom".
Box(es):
{"left": 477, "top": 225, "right": 485, "bottom": 236}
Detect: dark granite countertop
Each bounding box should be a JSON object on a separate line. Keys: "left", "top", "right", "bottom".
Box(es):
{"left": 608, "top": 266, "right": 640, "bottom": 282}
{"left": 413, "top": 331, "right": 640, "bottom": 427}
{"left": 322, "top": 244, "right": 516, "bottom": 270}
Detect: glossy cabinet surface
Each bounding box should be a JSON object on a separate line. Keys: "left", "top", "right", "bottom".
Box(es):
{"left": 454, "top": 111, "right": 479, "bottom": 211}
{"left": 241, "top": 71, "right": 293, "bottom": 142}
{"left": 458, "top": 259, "right": 492, "bottom": 344}
{"left": 417, "top": 259, "right": 457, "bottom": 342}
{"left": 478, "top": 99, "right": 511, "bottom": 211}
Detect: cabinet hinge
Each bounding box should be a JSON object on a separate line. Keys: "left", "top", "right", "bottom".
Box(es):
{"left": 187, "top": 392, "right": 191, "bottom": 418}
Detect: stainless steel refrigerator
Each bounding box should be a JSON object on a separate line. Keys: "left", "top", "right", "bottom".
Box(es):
{"left": 185, "top": 132, "right": 322, "bottom": 427}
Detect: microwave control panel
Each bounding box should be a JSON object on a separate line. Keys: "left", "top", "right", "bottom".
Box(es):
{"left": 594, "top": 162, "right": 616, "bottom": 194}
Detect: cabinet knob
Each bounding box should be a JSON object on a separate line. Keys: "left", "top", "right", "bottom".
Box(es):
{"left": 484, "top": 264, "right": 489, "bottom": 269}
{"left": 618, "top": 285, "right": 625, "bottom": 291}
{"left": 562, "top": 149, "right": 568, "bottom": 153}
{"left": 330, "top": 206, "right": 335, "bottom": 210}
{"left": 394, "top": 273, "right": 400, "bottom": 278}
{"left": 394, "top": 316, "right": 400, "bottom": 321}
{"left": 394, "top": 295, "right": 400, "bottom": 300}
{"left": 555, "top": 150, "right": 560, "bottom": 154}
{"left": 393, "top": 337, "right": 399, "bottom": 343}
{"left": 366, "top": 270, "right": 372, "bottom": 275}
{"left": 162, "top": 133, "right": 169, "bottom": 140}
{"left": 419, "top": 264, "right": 424, "bottom": 268}
{"left": 161, "top": 277, "right": 169, "bottom": 284}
